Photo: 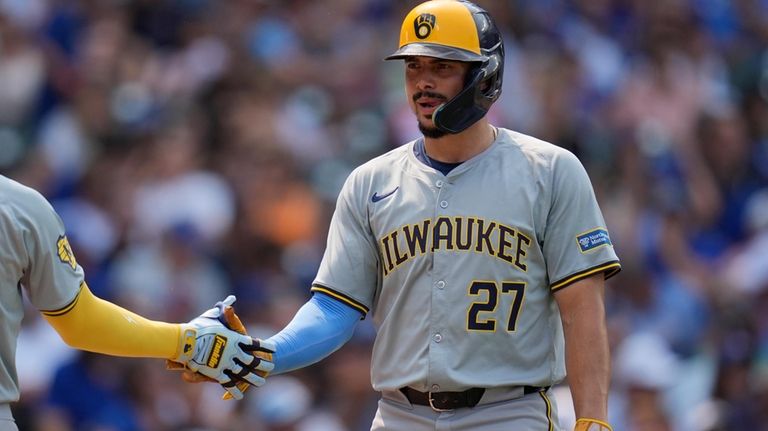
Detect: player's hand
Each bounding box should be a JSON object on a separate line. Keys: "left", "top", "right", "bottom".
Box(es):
{"left": 170, "top": 295, "right": 275, "bottom": 400}
{"left": 175, "top": 296, "right": 275, "bottom": 400}
{"left": 574, "top": 418, "right": 613, "bottom": 431}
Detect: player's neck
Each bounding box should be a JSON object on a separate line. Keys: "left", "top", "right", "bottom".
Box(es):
{"left": 423, "top": 120, "right": 496, "bottom": 164}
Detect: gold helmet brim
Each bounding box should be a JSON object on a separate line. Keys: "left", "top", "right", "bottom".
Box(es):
{"left": 385, "top": 43, "right": 487, "bottom": 62}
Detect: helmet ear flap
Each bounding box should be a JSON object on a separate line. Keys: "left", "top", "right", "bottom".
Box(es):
{"left": 482, "top": 52, "right": 503, "bottom": 97}
{"left": 433, "top": 67, "right": 489, "bottom": 134}
{"left": 433, "top": 43, "right": 504, "bottom": 134}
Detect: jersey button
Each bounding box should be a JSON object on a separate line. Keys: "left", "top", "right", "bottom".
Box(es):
{"left": 436, "top": 280, "right": 445, "bottom": 289}
{"left": 435, "top": 180, "right": 443, "bottom": 188}
{"left": 433, "top": 333, "right": 442, "bottom": 343}
{"left": 440, "top": 200, "right": 448, "bottom": 208}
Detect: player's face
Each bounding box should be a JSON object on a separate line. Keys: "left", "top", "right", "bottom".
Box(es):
{"left": 404, "top": 56, "right": 470, "bottom": 138}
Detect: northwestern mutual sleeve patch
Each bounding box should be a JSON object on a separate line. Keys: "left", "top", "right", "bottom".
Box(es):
{"left": 576, "top": 228, "right": 612, "bottom": 253}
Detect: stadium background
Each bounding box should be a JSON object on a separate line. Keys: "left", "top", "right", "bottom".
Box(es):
{"left": 1, "top": 0, "right": 767, "bottom": 430}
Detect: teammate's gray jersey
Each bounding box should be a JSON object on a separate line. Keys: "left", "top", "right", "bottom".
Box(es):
{"left": 0, "top": 176, "right": 84, "bottom": 403}
{"left": 313, "top": 128, "right": 620, "bottom": 393}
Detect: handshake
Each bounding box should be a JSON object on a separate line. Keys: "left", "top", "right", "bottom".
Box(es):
{"left": 168, "top": 295, "right": 275, "bottom": 400}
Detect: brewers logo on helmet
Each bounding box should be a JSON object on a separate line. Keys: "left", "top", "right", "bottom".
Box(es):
{"left": 386, "top": 0, "right": 504, "bottom": 133}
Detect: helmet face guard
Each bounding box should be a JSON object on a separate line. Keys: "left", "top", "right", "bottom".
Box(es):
{"left": 386, "top": 0, "right": 505, "bottom": 134}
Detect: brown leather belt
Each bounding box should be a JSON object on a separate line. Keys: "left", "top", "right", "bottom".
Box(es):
{"left": 399, "top": 386, "right": 547, "bottom": 411}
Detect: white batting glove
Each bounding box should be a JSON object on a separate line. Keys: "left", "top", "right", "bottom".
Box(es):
{"left": 173, "top": 295, "right": 275, "bottom": 400}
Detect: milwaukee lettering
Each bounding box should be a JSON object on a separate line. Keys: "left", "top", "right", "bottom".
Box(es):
{"left": 207, "top": 335, "right": 227, "bottom": 368}
{"left": 379, "top": 216, "right": 531, "bottom": 276}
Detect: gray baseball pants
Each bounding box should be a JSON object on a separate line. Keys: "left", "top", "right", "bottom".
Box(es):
{"left": 0, "top": 405, "right": 16, "bottom": 431}
{"left": 371, "top": 387, "right": 562, "bottom": 431}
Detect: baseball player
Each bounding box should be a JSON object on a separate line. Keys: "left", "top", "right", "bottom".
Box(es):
{"left": 255, "top": 1, "right": 621, "bottom": 430}
{"left": 0, "top": 174, "right": 275, "bottom": 431}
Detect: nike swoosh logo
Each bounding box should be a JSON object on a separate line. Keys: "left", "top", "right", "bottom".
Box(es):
{"left": 371, "top": 187, "right": 399, "bottom": 203}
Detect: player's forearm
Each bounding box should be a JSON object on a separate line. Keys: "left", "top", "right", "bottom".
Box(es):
{"left": 555, "top": 276, "right": 611, "bottom": 421}
{"left": 266, "top": 293, "right": 361, "bottom": 374}
{"left": 562, "top": 309, "right": 610, "bottom": 420}
{"left": 43, "top": 283, "right": 182, "bottom": 358}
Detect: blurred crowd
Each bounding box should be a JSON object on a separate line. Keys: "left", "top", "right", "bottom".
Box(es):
{"left": 1, "top": 0, "right": 767, "bottom": 430}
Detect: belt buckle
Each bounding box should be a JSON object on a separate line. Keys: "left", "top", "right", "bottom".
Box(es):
{"left": 428, "top": 392, "right": 453, "bottom": 412}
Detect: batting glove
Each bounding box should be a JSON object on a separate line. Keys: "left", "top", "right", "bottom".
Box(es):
{"left": 574, "top": 418, "right": 613, "bottom": 431}
{"left": 172, "top": 295, "right": 275, "bottom": 400}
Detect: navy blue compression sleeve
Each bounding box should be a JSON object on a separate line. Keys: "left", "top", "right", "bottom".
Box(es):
{"left": 265, "top": 292, "right": 361, "bottom": 374}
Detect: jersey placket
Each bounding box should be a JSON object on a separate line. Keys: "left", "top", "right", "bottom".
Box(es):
{"left": 427, "top": 175, "right": 452, "bottom": 391}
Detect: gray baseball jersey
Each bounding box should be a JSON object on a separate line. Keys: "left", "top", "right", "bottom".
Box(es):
{"left": 312, "top": 128, "right": 620, "bottom": 393}
{"left": 0, "top": 175, "right": 84, "bottom": 403}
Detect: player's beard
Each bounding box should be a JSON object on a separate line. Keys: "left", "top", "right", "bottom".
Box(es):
{"left": 414, "top": 91, "right": 450, "bottom": 139}
{"left": 418, "top": 119, "right": 449, "bottom": 139}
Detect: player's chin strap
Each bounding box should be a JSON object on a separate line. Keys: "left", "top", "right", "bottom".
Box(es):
{"left": 574, "top": 418, "right": 613, "bottom": 431}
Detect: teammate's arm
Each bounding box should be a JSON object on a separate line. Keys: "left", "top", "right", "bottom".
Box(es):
{"left": 43, "top": 284, "right": 273, "bottom": 399}
{"left": 265, "top": 292, "right": 362, "bottom": 374}
{"left": 42, "top": 283, "right": 184, "bottom": 358}
{"left": 553, "top": 273, "right": 612, "bottom": 428}
{"left": 10, "top": 177, "right": 270, "bottom": 399}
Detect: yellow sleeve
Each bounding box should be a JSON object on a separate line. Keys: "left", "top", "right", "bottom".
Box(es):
{"left": 43, "top": 283, "right": 183, "bottom": 359}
